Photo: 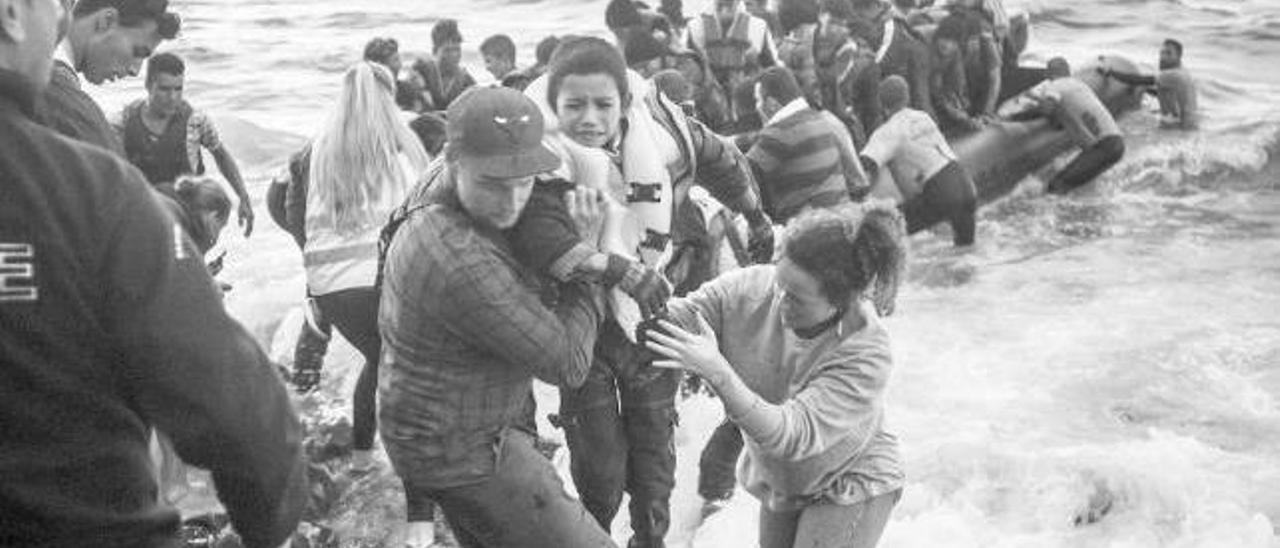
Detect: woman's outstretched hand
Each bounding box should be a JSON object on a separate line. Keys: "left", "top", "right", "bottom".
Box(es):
{"left": 645, "top": 314, "right": 730, "bottom": 382}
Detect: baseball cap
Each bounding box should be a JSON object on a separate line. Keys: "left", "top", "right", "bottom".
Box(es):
{"left": 446, "top": 87, "right": 561, "bottom": 178}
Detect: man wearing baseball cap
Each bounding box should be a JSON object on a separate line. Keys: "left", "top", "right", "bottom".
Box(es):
{"left": 377, "top": 87, "right": 617, "bottom": 547}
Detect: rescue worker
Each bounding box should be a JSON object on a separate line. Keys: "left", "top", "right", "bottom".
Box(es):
{"left": 116, "top": 52, "right": 255, "bottom": 235}
{"left": 1004, "top": 58, "right": 1126, "bottom": 194}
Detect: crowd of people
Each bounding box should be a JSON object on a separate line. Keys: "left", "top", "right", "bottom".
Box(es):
{"left": 1, "top": 0, "right": 1201, "bottom": 547}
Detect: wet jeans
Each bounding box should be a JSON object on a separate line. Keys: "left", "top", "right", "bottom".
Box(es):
{"left": 697, "top": 419, "right": 744, "bottom": 501}
{"left": 424, "top": 428, "right": 616, "bottom": 548}
{"left": 758, "top": 490, "right": 900, "bottom": 548}
{"left": 559, "top": 321, "right": 681, "bottom": 548}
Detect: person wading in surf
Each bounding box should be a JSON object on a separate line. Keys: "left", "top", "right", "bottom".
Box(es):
{"left": 1005, "top": 57, "right": 1126, "bottom": 194}
{"left": 862, "top": 75, "right": 978, "bottom": 246}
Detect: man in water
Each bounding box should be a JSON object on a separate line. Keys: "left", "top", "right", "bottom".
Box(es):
{"left": 480, "top": 33, "right": 531, "bottom": 90}
{"left": 862, "top": 75, "right": 978, "bottom": 246}
{"left": 39, "top": 0, "right": 180, "bottom": 154}
{"left": 377, "top": 87, "right": 616, "bottom": 547}
{"left": 1104, "top": 39, "right": 1198, "bottom": 130}
{"left": 116, "top": 52, "right": 255, "bottom": 236}
{"left": 1, "top": 1, "right": 307, "bottom": 545}
{"left": 1006, "top": 57, "right": 1126, "bottom": 194}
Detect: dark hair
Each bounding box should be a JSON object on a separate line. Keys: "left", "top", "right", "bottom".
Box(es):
{"left": 783, "top": 202, "right": 907, "bottom": 316}
{"left": 431, "top": 19, "right": 462, "bottom": 51}
{"left": 173, "top": 176, "right": 230, "bottom": 253}
{"left": 933, "top": 10, "right": 982, "bottom": 45}
{"left": 145, "top": 51, "right": 183, "bottom": 85}
{"left": 1163, "top": 38, "right": 1183, "bottom": 58}
{"left": 756, "top": 66, "right": 802, "bottom": 106}
{"left": 74, "top": 0, "right": 181, "bottom": 39}
{"left": 546, "top": 36, "right": 631, "bottom": 110}
{"left": 480, "top": 34, "right": 516, "bottom": 62}
{"left": 409, "top": 112, "right": 448, "bottom": 157}
{"left": 1046, "top": 56, "right": 1070, "bottom": 78}
{"left": 363, "top": 37, "right": 399, "bottom": 66}
{"left": 535, "top": 35, "right": 560, "bottom": 66}
{"left": 606, "top": 0, "right": 644, "bottom": 29}
{"left": 659, "top": 0, "right": 686, "bottom": 25}
{"left": 778, "top": 0, "right": 819, "bottom": 34}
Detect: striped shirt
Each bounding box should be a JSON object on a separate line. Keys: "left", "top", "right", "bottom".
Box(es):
{"left": 747, "top": 100, "right": 868, "bottom": 224}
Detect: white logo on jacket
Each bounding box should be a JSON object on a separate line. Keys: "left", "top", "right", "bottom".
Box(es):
{"left": 0, "top": 243, "right": 37, "bottom": 302}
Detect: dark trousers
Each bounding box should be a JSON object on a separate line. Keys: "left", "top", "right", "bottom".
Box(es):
{"left": 697, "top": 419, "right": 744, "bottom": 501}
{"left": 900, "top": 161, "right": 978, "bottom": 247}
{"left": 316, "top": 286, "right": 437, "bottom": 523}
{"left": 1048, "top": 134, "right": 1125, "bottom": 194}
{"left": 423, "top": 428, "right": 617, "bottom": 548}
{"left": 313, "top": 286, "right": 380, "bottom": 451}
{"left": 559, "top": 321, "right": 681, "bottom": 548}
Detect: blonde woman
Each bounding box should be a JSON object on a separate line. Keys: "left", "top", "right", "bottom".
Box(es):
{"left": 299, "top": 61, "right": 429, "bottom": 464}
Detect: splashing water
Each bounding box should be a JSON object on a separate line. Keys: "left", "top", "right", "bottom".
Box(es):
{"left": 80, "top": 0, "right": 1280, "bottom": 545}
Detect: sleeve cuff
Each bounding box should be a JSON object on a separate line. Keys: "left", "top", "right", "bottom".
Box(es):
{"left": 548, "top": 243, "right": 598, "bottom": 282}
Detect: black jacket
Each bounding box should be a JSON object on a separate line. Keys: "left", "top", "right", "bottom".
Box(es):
{"left": 35, "top": 60, "right": 124, "bottom": 155}
{"left": 0, "top": 71, "right": 306, "bottom": 548}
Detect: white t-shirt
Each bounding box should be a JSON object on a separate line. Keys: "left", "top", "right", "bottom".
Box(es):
{"left": 862, "top": 108, "right": 956, "bottom": 198}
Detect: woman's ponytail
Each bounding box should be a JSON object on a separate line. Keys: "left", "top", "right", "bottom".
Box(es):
{"left": 783, "top": 201, "right": 908, "bottom": 316}
{"left": 850, "top": 201, "right": 907, "bottom": 316}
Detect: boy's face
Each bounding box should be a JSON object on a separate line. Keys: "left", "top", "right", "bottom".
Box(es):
{"left": 483, "top": 53, "right": 513, "bottom": 79}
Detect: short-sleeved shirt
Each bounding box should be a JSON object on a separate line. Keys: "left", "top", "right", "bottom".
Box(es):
{"left": 1027, "top": 77, "right": 1121, "bottom": 147}
{"left": 861, "top": 108, "right": 956, "bottom": 196}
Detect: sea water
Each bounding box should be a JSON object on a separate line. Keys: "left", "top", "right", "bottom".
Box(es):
{"left": 85, "top": 0, "right": 1280, "bottom": 546}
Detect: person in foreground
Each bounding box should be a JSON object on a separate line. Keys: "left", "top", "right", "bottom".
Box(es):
{"left": 646, "top": 202, "right": 906, "bottom": 548}
{"left": 1004, "top": 57, "right": 1125, "bottom": 194}
{"left": 0, "top": 1, "right": 306, "bottom": 546}
{"left": 378, "top": 87, "right": 615, "bottom": 548}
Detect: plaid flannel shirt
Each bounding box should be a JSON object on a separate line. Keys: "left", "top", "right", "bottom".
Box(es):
{"left": 377, "top": 167, "right": 604, "bottom": 489}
